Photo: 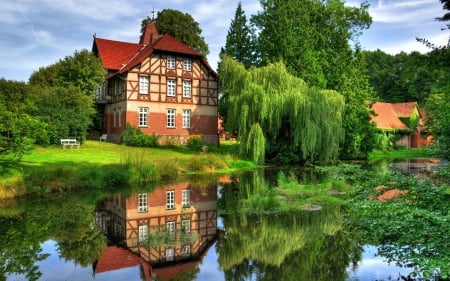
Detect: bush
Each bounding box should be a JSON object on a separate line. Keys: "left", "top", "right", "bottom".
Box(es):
{"left": 187, "top": 135, "right": 203, "bottom": 151}
{"left": 121, "top": 123, "right": 159, "bottom": 147}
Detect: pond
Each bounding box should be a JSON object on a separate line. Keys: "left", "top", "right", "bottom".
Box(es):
{"left": 0, "top": 160, "right": 447, "bottom": 281}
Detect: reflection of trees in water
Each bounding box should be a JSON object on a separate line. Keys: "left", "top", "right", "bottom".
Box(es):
{"left": 0, "top": 194, "right": 106, "bottom": 279}
{"left": 218, "top": 210, "right": 361, "bottom": 281}
{"left": 217, "top": 169, "right": 361, "bottom": 281}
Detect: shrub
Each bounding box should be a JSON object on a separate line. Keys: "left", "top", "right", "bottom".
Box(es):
{"left": 187, "top": 135, "right": 203, "bottom": 151}
{"left": 121, "top": 123, "right": 159, "bottom": 147}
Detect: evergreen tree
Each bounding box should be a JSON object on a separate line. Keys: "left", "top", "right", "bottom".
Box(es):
{"left": 220, "top": 2, "right": 257, "bottom": 69}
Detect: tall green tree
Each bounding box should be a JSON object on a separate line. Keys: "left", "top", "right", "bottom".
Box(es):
{"left": 220, "top": 2, "right": 257, "bottom": 69}
{"left": 220, "top": 57, "right": 344, "bottom": 164}
{"left": 29, "top": 49, "right": 105, "bottom": 97}
{"left": 245, "top": 0, "right": 375, "bottom": 159}
{"left": 28, "top": 49, "right": 104, "bottom": 144}
{"left": 218, "top": 2, "right": 258, "bottom": 124}
{"left": 0, "top": 79, "right": 47, "bottom": 164}
{"left": 141, "top": 9, "right": 209, "bottom": 57}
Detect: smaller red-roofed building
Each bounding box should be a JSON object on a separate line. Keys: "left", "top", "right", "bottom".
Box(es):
{"left": 370, "top": 101, "right": 432, "bottom": 148}
{"left": 92, "top": 22, "right": 218, "bottom": 145}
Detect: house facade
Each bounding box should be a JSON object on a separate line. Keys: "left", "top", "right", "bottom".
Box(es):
{"left": 92, "top": 22, "right": 218, "bottom": 145}
{"left": 95, "top": 182, "right": 218, "bottom": 266}
{"left": 370, "top": 101, "right": 432, "bottom": 148}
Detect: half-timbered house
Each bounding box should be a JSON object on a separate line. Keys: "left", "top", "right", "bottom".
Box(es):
{"left": 92, "top": 22, "right": 218, "bottom": 145}
{"left": 96, "top": 182, "right": 217, "bottom": 267}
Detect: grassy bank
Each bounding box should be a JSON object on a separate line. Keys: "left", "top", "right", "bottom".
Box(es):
{"left": 368, "top": 147, "right": 432, "bottom": 160}
{"left": 0, "top": 140, "right": 254, "bottom": 198}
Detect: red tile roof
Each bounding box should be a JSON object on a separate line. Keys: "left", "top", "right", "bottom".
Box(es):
{"left": 95, "top": 246, "right": 149, "bottom": 274}
{"left": 390, "top": 101, "right": 418, "bottom": 117}
{"left": 93, "top": 38, "right": 142, "bottom": 70}
{"left": 92, "top": 22, "right": 215, "bottom": 77}
{"left": 371, "top": 102, "right": 411, "bottom": 131}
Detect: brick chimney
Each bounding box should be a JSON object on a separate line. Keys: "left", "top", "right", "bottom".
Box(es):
{"left": 139, "top": 22, "right": 160, "bottom": 45}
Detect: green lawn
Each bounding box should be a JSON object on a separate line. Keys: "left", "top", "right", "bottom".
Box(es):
{"left": 368, "top": 147, "right": 432, "bottom": 160}
{"left": 21, "top": 140, "right": 221, "bottom": 167}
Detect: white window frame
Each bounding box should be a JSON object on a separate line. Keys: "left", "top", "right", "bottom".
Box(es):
{"left": 166, "top": 248, "right": 174, "bottom": 261}
{"left": 167, "top": 109, "right": 176, "bottom": 128}
{"left": 138, "top": 193, "right": 148, "bottom": 213}
{"left": 183, "top": 57, "right": 192, "bottom": 71}
{"left": 182, "top": 109, "right": 191, "bottom": 129}
{"left": 182, "top": 80, "right": 191, "bottom": 98}
{"left": 166, "top": 190, "right": 175, "bottom": 209}
{"left": 181, "top": 219, "right": 190, "bottom": 233}
{"left": 138, "top": 107, "right": 149, "bottom": 127}
{"left": 167, "top": 221, "right": 176, "bottom": 241}
{"left": 182, "top": 244, "right": 191, "bottom": 257}
{"left": 182, "top": 189, "right": 190, "bottom": 207}
{"left": 139, "top": 76, "right": 149, "bottom": 94}
{"left": 138, "top": 225, "right": 148, "bottom": 243}
{"left": 167, "top": 79, "right": 176, "bottom": 97}
{"left": 167, "top": 55, "right": 175, "bottom": 69}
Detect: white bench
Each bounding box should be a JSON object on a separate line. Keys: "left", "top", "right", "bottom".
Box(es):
{"left": 60, "top": 138, "right": 80, "bottom": 149}
{"left": 99, "top": 134, "right": 107, "bottom": 141}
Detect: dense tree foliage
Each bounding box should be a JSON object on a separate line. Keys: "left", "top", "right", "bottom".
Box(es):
{"left": 425, "top": 93, "right": 450, "bottom": 159}
{"left": 219, "top": 0, "right": 376, "bottom": 161}
{"left": 363, "top": 48, "right": 450, "bottom": 103}
{"left": 0, "top": 79, "right": 47, "bottom": 163}
{"left": 141, "top": 9, "right": 209, "bottom": 57}
{"left": 28, "top": 49, "right": 104, "bottom": 144}
{"left": 29, "top": 49, "right": 105, "bottom": 97}
{"left": 220, "top": 58, "right": 344, "bottom": 164}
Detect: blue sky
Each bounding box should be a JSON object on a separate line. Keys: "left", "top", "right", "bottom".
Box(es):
{"left": 0, "top": 0, "right": 448, "bottom": 82}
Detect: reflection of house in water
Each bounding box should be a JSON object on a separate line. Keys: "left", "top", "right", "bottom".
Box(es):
{"left": 390, "top": 158, "right": 448, "bottom": 175}
{"left": 95, "top": 182, "right": 217, "bottom": 279}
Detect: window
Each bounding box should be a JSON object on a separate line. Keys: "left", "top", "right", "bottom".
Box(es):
{"left": 138, "top": 225, "right": 148, "bottom": 243}
{"left": 118, "top": 108, "right": 122, "bottom": 127}
{"left": 167, "top": 55, "right": 175, "bottom": 69}
{"left": 182, "top": 109, "right": 191, "bottom": 129}
{"left": 138, "top": 193, "right": 148, "bottom": 213}
{"left": 138, "top": 107, "right": 149, "bottom": 127}
{"left": 182, "top": 81, "right": 191, "bottom": 98}
{"left": 166, "top": 248, "right": 174, "bottom": 261}
{"left": 183, "top": 57, "right": 192, "bottom": 71}
{"left": 167, "top": 109, "right": 176, "bottom": 128}
{"left": 166, "top": 190, "right": 175, "bottom": 209}
{"left": 113, "top": 108, "right": 117, "bottom": 128}
{"left": 182, "top": 189, "right": 190, "bottom": 207}
{"left": 167, "top": 79, "right": 176, "bottom": 97}
{"left": 182, "top": 219, "right": 190, "bottom": 233}
{"left": 182, "top": 244, "right": 191, "bottom": 257}
{"left": 114, "top": 80, "right": 121, "bottom": 96}
{"left": 167, "top": 221, "right": 176, "bottom": 241}
{"left": 139, "top": 76, "right": 149, "bottom": 94}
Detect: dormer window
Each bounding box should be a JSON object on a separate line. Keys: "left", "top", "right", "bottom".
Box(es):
{"left": 167, "top": 55, "right": 175, "bottom": 69}
{"left": 183, "top": 57, "right": 192, "bottom": 71}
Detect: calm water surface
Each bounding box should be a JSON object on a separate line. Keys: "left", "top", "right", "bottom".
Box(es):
{"left": 2, "top": 160, "right": 444, "bottom": 281}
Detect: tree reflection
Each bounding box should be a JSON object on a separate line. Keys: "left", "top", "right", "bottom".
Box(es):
{"left": 0, "top": 193, "right": 105, "bottom": 279}
{"left": 217, "top": 169, "right": 362, "bottom": 281}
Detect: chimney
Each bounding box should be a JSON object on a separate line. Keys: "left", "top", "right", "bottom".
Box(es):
{"left": 139, "top": 22, "right": 160, "bottom": 45}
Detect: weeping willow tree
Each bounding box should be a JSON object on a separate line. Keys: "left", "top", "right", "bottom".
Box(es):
{"left": 220, "top": 57, "right": 345, "bottom": 164}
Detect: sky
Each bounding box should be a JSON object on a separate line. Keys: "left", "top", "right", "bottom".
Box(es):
{"left": 0, "top": 0, "right": 448, "bottom": 82}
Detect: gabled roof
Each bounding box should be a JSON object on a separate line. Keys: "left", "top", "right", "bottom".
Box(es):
{"left": 93, "top": 38, "right": 142, "bottom": 70}
{"left": 371, "top": 102, "right": 411, "bottom": 131}
{"left": 92, "top": 22, "right": 215, "bottom": 77}
{"left": 390, "top": 101, "right": 418, "bottom": 117}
